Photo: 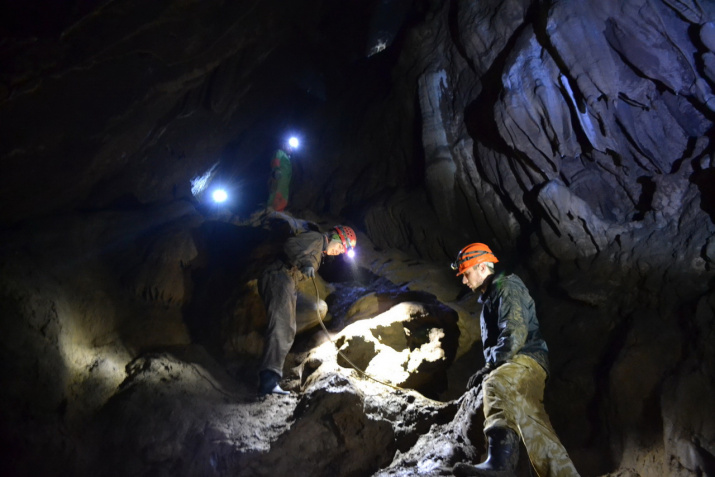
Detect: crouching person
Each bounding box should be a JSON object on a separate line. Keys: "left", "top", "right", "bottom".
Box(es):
{"left": 257, "top": 225, "right": 357, "bottom": 396}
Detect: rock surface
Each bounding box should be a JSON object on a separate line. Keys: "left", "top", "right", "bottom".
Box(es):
{"left": 1, "top": 0, "right": 715, "bottom": 476}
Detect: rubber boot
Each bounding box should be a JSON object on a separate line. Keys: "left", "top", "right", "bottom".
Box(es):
{"left": 453, "top": 427, "right": 520, "bottom": 477}
{"left": 258, "top": 370, "right": 289, "bottom": 396}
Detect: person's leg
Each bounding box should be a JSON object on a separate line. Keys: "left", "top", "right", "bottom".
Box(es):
{"left": 453, "top": 362, "right": 521, "bottom": 476}
{"left": 258, "top": 268, "right": 296, "bottom": 394}
{"left": 483, "top": 355, "right": 579, "bottom": 477}
{"left": 453, "top": 425, "right": 519, "bottom": 476}
{"left": 510, "top": 356, "right": 579, "bottom": 477}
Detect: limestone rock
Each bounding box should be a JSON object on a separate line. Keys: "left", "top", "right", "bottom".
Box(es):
{"left": 303, "top": 300, "right": 458, "bottom": 397}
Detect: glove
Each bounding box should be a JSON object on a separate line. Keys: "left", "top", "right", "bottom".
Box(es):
{"left": 301, "top": 266, "right": 315, "bottom": 279}
{"left": 466, "top": 364, "right": 493, "bottom": 390}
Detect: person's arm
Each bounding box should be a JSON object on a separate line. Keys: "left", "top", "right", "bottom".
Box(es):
{"left": 283, "top": 233, "right": 322, "bottom": 275}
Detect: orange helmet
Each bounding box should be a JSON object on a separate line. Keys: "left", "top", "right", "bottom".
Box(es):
{"left": 333, "top": 225, "right": 357, "bottom": 252}
{"left": 451, "top": 243, "right": 498, "bottom": 276}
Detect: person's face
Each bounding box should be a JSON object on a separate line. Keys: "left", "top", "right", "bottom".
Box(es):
{"left": 461, "top": 263, "right": 490, "bottom": 291}
{"left": 325, "top": 240, "right": 344, "bottom": 256}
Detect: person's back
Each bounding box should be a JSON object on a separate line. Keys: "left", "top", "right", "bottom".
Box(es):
{"left": 479, "top": 272, "right": 549, "bottom": 375}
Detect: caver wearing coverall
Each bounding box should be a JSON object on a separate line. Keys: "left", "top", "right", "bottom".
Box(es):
{"left": 258, "top": 226, "right": 357, "bottom": 395}
{"left": 451, "top": 243, "right": 579, "bottom": 477}
{"left": 267, "top": 148, "right": 292, "bottom": 212}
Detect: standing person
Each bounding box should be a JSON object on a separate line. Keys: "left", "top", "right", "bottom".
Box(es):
{"left": 258, "top": 225, "right": 357, "bottom": 396}
{"left": 267, "top": 137, "right": 298, "bottom": 212}
{"left": 451, "top": 243, "right": 580, "bottom": 477}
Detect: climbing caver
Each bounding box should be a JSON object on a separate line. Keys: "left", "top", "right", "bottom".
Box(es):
{"left": 258, "top": 225, "right": 357, "bottom": 396}
{"left": 451, "top": 243, "right": 580, "bottom": 477}
{"left": 267, "top": 138, "right": 295, "bottom": 212}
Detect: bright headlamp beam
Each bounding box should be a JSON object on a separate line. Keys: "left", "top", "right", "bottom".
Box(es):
{"left": 347, "top": 249, "right": 355, "bottom": 259}
{"left": 212, "top": 189, "right": 228, "bottom": 203}
{"left": 288, "top": 137, "right": 300, "bottom": 149}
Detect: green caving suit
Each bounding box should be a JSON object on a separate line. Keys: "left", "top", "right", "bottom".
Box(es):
{"left": 259, "top": 231, "right": 325, "bottom": 377}
{"left": 268, "top": 149, "right": 292, "bottom": 211}
{"left": 478, "top": 272, "right": 580, "bottom": 477}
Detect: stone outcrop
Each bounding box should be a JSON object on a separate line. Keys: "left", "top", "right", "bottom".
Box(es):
{"left": 2, "top": 0, "right": 715, "bottom": 476}
{"left": 303, "top": 300, "right": 459, "bottom": 397}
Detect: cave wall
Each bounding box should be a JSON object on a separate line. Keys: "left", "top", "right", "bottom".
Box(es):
{"left": 0, "top": 201, "right": 199, "bottom": 475}
{"left": 1, "top": 0, "right": 715, "bottom": 476}
{"left": 353, "top": 1, "right": 715, "bottom": 474}
{"left": 269, "top": 0, "right": 715, "bottom": 473}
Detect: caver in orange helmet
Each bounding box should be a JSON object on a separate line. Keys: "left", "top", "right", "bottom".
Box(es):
{"left": 333, "top": 225, "right": 357, "bottom": 252}
{"left": 451, "top": 243, "right": 498, "bottom": 276}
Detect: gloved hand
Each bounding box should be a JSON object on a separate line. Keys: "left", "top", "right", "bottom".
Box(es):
{"left": 466, "top": 364, "right": 493, "bottom": 390}
{"left": 301, "top": 266, "right": 315, "bottom": 279}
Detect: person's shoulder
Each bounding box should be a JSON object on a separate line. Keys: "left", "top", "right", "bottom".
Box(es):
{"left": 492, "top": 272, "right": 526, "bottom": 294}
{"left": 492, "top": 271, "right": 511, "bottom": 285}
{"left": 501, "top": 272, "right": 524, "bottom": 284}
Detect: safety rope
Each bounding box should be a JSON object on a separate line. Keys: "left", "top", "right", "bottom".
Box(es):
{"left": 311, "top": 277, "right": 407, "bottom": 392}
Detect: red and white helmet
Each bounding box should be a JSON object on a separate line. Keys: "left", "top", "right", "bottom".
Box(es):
{"left": 333, "top": 225, "right": 357, "bottom": 252}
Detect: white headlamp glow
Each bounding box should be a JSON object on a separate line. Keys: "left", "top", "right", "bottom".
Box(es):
{"left": 212, "top": 189, "right": 228, "bottom": 203}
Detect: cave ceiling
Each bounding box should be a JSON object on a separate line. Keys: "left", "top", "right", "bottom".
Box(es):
{"left": 1, "top": 1, "right": 715, "bottom": 476}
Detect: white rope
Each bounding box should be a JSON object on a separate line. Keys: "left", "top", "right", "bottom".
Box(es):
{"left": 311, "top": 277, "right": 406, "bottom": 392}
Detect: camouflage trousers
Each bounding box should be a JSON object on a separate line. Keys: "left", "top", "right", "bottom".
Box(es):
{"left": 482, "top": 354, "right": 580, "bottom": 477}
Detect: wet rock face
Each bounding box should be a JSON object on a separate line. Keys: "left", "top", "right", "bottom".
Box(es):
{"left": 2, "top": 0, "right": 715, "bottom": 476}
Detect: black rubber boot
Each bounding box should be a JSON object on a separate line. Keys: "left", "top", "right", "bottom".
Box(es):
{"left": 258, "top": 370, "right": 289, "bottom": 396}
{"left": 453, "top": 427, "right": 520, "bottom": 477}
